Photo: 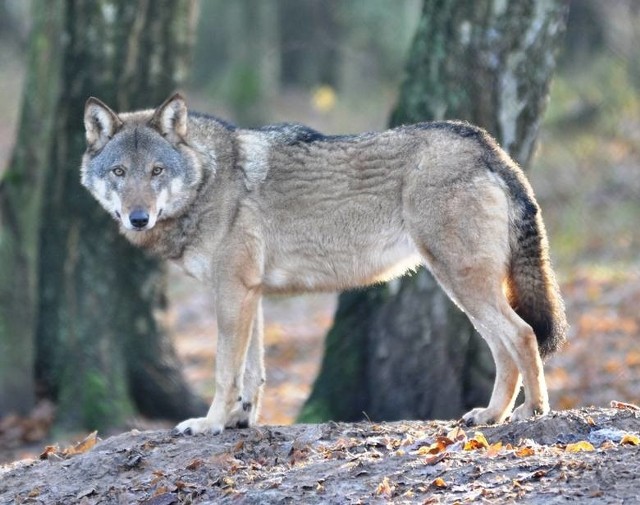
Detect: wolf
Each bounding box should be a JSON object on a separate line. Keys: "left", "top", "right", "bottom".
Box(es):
{"left": 81, "top": 93, "right": 567, "bottom": 435}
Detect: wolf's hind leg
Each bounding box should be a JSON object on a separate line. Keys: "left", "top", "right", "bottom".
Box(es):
{"left": 478, "top": 301, "right": 548, "bottom": 423}
{"left": 427, "top": 257, "right": 548, "bottom": 425}
{"left": 407, "top": 181, "right": 548, "bottom": 424}
{"left": 462, "top": 334, "right": 521, "bottom": 425}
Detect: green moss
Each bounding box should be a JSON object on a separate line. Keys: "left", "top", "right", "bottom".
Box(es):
{"left": 297, "top": 399, "right": 333, "bottom": 423}
{"left": 298, "top": 288, "right": 392, "bottom": 423}
{"left": 83, "top": 370, "right": 131, "bottom": 431}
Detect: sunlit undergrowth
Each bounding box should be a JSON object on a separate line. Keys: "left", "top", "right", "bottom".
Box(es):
{"left": 531, "top": 53, "right": 640, "bottom": 272}
{"left": 530, "top": 53, "right": 640, "bottom": 409}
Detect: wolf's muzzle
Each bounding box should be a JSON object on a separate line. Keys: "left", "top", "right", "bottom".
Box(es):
{"left": 129, "top": 209, "right": 150, "bottom": 229}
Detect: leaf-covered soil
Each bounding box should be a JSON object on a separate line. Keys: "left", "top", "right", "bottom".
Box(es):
{"left": 2, "top": 406, "right": 640, "bottom": 504}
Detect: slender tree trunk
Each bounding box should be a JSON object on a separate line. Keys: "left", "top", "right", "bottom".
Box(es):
{"left": 301, "top": 0, "right": 568, "bottom": 423}
{"left": 279, "top": 0, "right": 341, "bottom": 88}
{"left": 0, "top": 0, "right": 203, "bottom": 431}
{"left": 0, "top": 3, "right": 65, "bottom": 416}
{"left": 224, "top": 0, "right": 280, "bottom": 125}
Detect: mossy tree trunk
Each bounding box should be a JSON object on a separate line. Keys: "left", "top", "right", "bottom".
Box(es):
{"left": 0, "top": 3, "right": 65, "bottom": 416}
{"left": 300, "top": 0, "right": 568, "bottom": 423}
{"left": 0, "top": 0, "right": 204, "bottom": 431}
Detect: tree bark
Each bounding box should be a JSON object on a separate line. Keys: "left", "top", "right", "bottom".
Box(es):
{"left": 279, "top": 0, "right": 341, "bottom": 88}
{"left": 0, "top": 0, "right": 203, "bottom": 430}
{"left": 0, "top": 2, "right": 65, "bottom": 416}
{"left": 220, "top": 0, "right": 280, "bottom": 125}
{"left": 301, "top": 0, "right": 568, "bottom": 423}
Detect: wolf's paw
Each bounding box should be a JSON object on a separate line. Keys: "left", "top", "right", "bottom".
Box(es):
{"left": 225, "top": 400, "right": 254, "bottom": 429}
{"left": 173, "top": 417, "right": 224, "bottom": 436}
{"left": 461, "top": 407, "right": 507, "bottom": 426}
{"left": 510, "top": 402, "right": 549, "bottom": 422}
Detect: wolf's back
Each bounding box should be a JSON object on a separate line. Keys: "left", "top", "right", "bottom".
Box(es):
{"left": 479, "top": 132, "right": 568, "bottom": 358}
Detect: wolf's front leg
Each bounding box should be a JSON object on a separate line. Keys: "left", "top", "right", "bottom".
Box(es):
{"left": 225, "top": 299, "right": 265, "bottom": 429}
{"left": 175, "top": 282, "right": 261, "bottom": 435}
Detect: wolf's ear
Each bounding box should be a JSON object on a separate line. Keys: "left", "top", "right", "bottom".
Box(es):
{"left": 149, "top": 93, "right": 187, "bottom": 143}
{"left": 84, "top": 97, "right": 123, "bottom": 152}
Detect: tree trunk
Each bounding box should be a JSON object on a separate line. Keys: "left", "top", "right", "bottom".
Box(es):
{"left": 301, "top": 0, "right": 568, "bottom": 423}
{"left": 0, "top": 0, "right": 203, "bottom": 431}
{"left": 0, "top": 3, "right": 65, "bottom": 416}
{"left": 279, "top": 0, "right": 341, "bottom": 88}
{"left": 223, "top": 0, "right": 280, "bottom": 125}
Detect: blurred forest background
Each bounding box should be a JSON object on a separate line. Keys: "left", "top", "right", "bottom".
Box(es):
{"left": 0, "top": 0, "right": 638, "bottom": 462}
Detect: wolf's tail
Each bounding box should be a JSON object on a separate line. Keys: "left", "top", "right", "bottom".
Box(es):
{"left": 505, "top": 194, "right": 567, "bottom": 358}
{"left": 481, "top": 136, "right": 568, "bottom": 359}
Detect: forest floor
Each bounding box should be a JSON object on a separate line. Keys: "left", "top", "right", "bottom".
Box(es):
{"left": 1, "top": 405, "right": 639, "bottom": 504}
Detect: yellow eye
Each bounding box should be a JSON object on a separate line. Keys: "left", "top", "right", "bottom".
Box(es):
{"left": 151, "top": 166, "right": 164, "bottom": 176}
{"left": 112, "top": 166, "right": 125, "bottom": 176}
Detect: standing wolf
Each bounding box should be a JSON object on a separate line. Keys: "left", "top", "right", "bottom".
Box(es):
{"left": 81, "top": 93, "right": 567, "bottom": 434}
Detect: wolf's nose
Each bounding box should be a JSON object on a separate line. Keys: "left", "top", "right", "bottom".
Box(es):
{"left": 129, "top": 209, "right": 149, "bottom": 229}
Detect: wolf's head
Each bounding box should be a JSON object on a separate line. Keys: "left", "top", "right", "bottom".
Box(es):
{"left": 81, "top": 93, "right": 202, "bottom": 232}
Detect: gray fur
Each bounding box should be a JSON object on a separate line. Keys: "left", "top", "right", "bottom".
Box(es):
{"left": 81, "top": 94, "right": 567, "bottom": 434}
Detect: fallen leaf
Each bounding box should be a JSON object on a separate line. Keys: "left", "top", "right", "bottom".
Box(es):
{"left": 64, "top": 431, "right": 99, "bottom": 456}
{"left": 27, "top": 487, "right": 41, "bottom": 498}
{"left": 625, "top": 350, "right": 640, "bottom": 367}
{"left": 447, "top": 426, "right": 466, "bottom": 441}
{"left": 565, "top": 441, "right": 595, "bottom": 453}
{"left": 375, "top": 476, "right": 395, "bottom": 497}
{"left": 610, "top": 400, "right": 640, "bottom": 411}
{"left": 532, "top": 469, "right": 548, "bottom": 480}
{"left": 515, "top": 446, "right": 535, "bottom": 457}
{"left": 39, "top": 445, "right": 59, "bottom": 460}
{"left": 213, "top": 476, "right": 235, "bottom": 490}
{"left": 464, "top": 432, "right": 489, "bottom": 451}
{"left": 153, "top": 486, "right": 171, "bottom": 496}
{"left": 423, "top": 452, "right": 447, "bottom": 466}
{"left": 621, "top": 434, "right": 640, "bottom": 446}
{"left": 603, "top": 359, "right": 621, "bottom": 374}
{"left": 186, "top": 458, "right": 204, "bottom": 471}
{"left": 486, "top": 441, "right": 503, "bottom": 457}
{"left": 431, "top": 477, "right": 447, "bottom": 489}
{"left": 174, "top": 480, "right": 196, "bottom": 490}
{"left": 416, "top": 435, "right": 456, "bottom": 456}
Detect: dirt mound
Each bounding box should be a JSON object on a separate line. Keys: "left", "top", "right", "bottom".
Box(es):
{"left": 2, "top": 406, "right": 639, "bottom": 504}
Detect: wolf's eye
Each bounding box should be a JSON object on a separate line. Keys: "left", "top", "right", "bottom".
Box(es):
{"left": 151, "top": 166, "right": 164, "bottom": 176}
{"left": 112, "top": 166, "right": 125, "bottom": 177}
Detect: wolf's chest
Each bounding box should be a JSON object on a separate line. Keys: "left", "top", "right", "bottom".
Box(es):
{"left": 174, "top": 248, "right": 213, "bottom": 283}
